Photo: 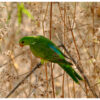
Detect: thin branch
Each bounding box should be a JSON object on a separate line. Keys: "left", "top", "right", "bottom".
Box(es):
{"left": 91, "top": 3, "right": 96, "bottom": 72}
{"left": 49, "top": 2, "right": 55, "bottom": 98}
{"left": 42, "top": 2, "right": 49, "bottom": 97}
{"left": 66, "top": 74, "right": 70, "bottom": 97}
{"left": 49, "top": 2, "right": 52, "bottom": 40}
{"left": 67, "top": 16, "right": 80, "bottom": 60}
{"left": 45, "top": 63, "right": 49, "bottom": 97}
{"left": 42, "top": 2, "right": 49, "bottom": 35}
{"left": 61, "top": 3, "right": 66, "bottom": 98}
{"left": 6, "top": 62, "right": 42, "bottom": 98}
{"left": 73, "top": 81, "right": 75, "bottom": 98}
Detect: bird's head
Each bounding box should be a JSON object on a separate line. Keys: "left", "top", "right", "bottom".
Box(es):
{"left": 19, "top": 36, "right": 37, "bottom": 47}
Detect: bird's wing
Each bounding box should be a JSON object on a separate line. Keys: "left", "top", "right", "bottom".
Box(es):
{"left": 48, "top": 43, "right": 65, "bottom": 59}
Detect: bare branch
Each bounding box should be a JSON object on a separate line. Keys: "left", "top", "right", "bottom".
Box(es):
{"left": 6, "top": 62, "right": 42, "bottom": 98}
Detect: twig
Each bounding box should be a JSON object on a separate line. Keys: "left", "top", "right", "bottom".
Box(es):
{"left": 61, "top": 3, "right": 66, "bottom": 98}
{"left": 42, "top": 3, "right": 49, "bottom": 97}
{"left": 45, "top": 63, "right": 49, "bottom": 97}
{"left": 61, "top": 71, "right": 65, "bottom": 98}
{"left": 49, "top": 2, "right": 52, "bottom": 40}
{"left": 91, "top": 3, "right": 96, "bottom": 72}
{"left": 42, "top": 2, "right": 49, "bottom": 35}
{"left": 49, "top": 2, "right": 55, "bottom": 98}
{"left": 72, "top": 3, "right": 76, "bottom": 98}
{"left": 66, "top": 74, "right": 70, "bottom": 97}
{"left": 59, "top": 43, "right": 98, "bottom": 98}
{"left": 67, "top": 16, "right": 80, "bottom": 60}
{"left": 73, "top": 81, "right": 76, "bottom": 98}
{"left": 6, "top": 62, "right": 42, "bottom": 98}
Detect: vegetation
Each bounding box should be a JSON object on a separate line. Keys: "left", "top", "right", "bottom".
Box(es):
{"left": 0, "top": 2, "right": 100, "bottom": 98}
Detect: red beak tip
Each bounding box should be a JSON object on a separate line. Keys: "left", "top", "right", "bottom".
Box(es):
{"left": 19, "top": 44, "right": 24, "bottom": 47}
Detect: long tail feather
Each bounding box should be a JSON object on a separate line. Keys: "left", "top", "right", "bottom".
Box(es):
{"left": 58, "top": 62, "right": 83, "bottom": 84}
{"left": 74, "top": 70, "right": 83, "bottom": 80}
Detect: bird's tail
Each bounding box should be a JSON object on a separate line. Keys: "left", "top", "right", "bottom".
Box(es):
{"left": 58, "top": 61, "right": 83, "bottom": 84}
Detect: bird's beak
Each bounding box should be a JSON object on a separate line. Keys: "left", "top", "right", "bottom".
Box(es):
{"left": 19, "top": 43, "right": 24, "bottom": 47}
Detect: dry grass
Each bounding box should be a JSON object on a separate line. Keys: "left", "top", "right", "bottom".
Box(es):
{"left": 0, "top": 2, "right": 100, "bottom": 98}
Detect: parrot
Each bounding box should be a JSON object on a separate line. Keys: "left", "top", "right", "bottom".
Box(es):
{"left": 19, "top": 35, "right": 83, "bottom": 84}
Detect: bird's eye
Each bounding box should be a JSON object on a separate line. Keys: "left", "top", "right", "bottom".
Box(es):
{"left": 22, "top": 41, "right": 24, "bottom": 44}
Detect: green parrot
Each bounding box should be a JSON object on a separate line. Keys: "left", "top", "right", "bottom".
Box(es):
{"left": 19, "top": 35, "right": 83, "bottom": 84}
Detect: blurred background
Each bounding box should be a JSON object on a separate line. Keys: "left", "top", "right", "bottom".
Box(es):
{"left": 0, "top": 2, "right": 100, "bottom": 98}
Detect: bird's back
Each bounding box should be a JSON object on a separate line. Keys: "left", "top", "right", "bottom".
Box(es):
{"left": 30, "top": 35, "right": 66, "bottom": 63}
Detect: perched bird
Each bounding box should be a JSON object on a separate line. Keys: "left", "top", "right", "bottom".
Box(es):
{"left": 19, "top": 35, "right": 83, "bottom": 84}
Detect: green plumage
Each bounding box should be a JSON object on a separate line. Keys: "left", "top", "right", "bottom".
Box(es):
{"left": 19, "top": 35, "right": 83, "bottom": 84}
